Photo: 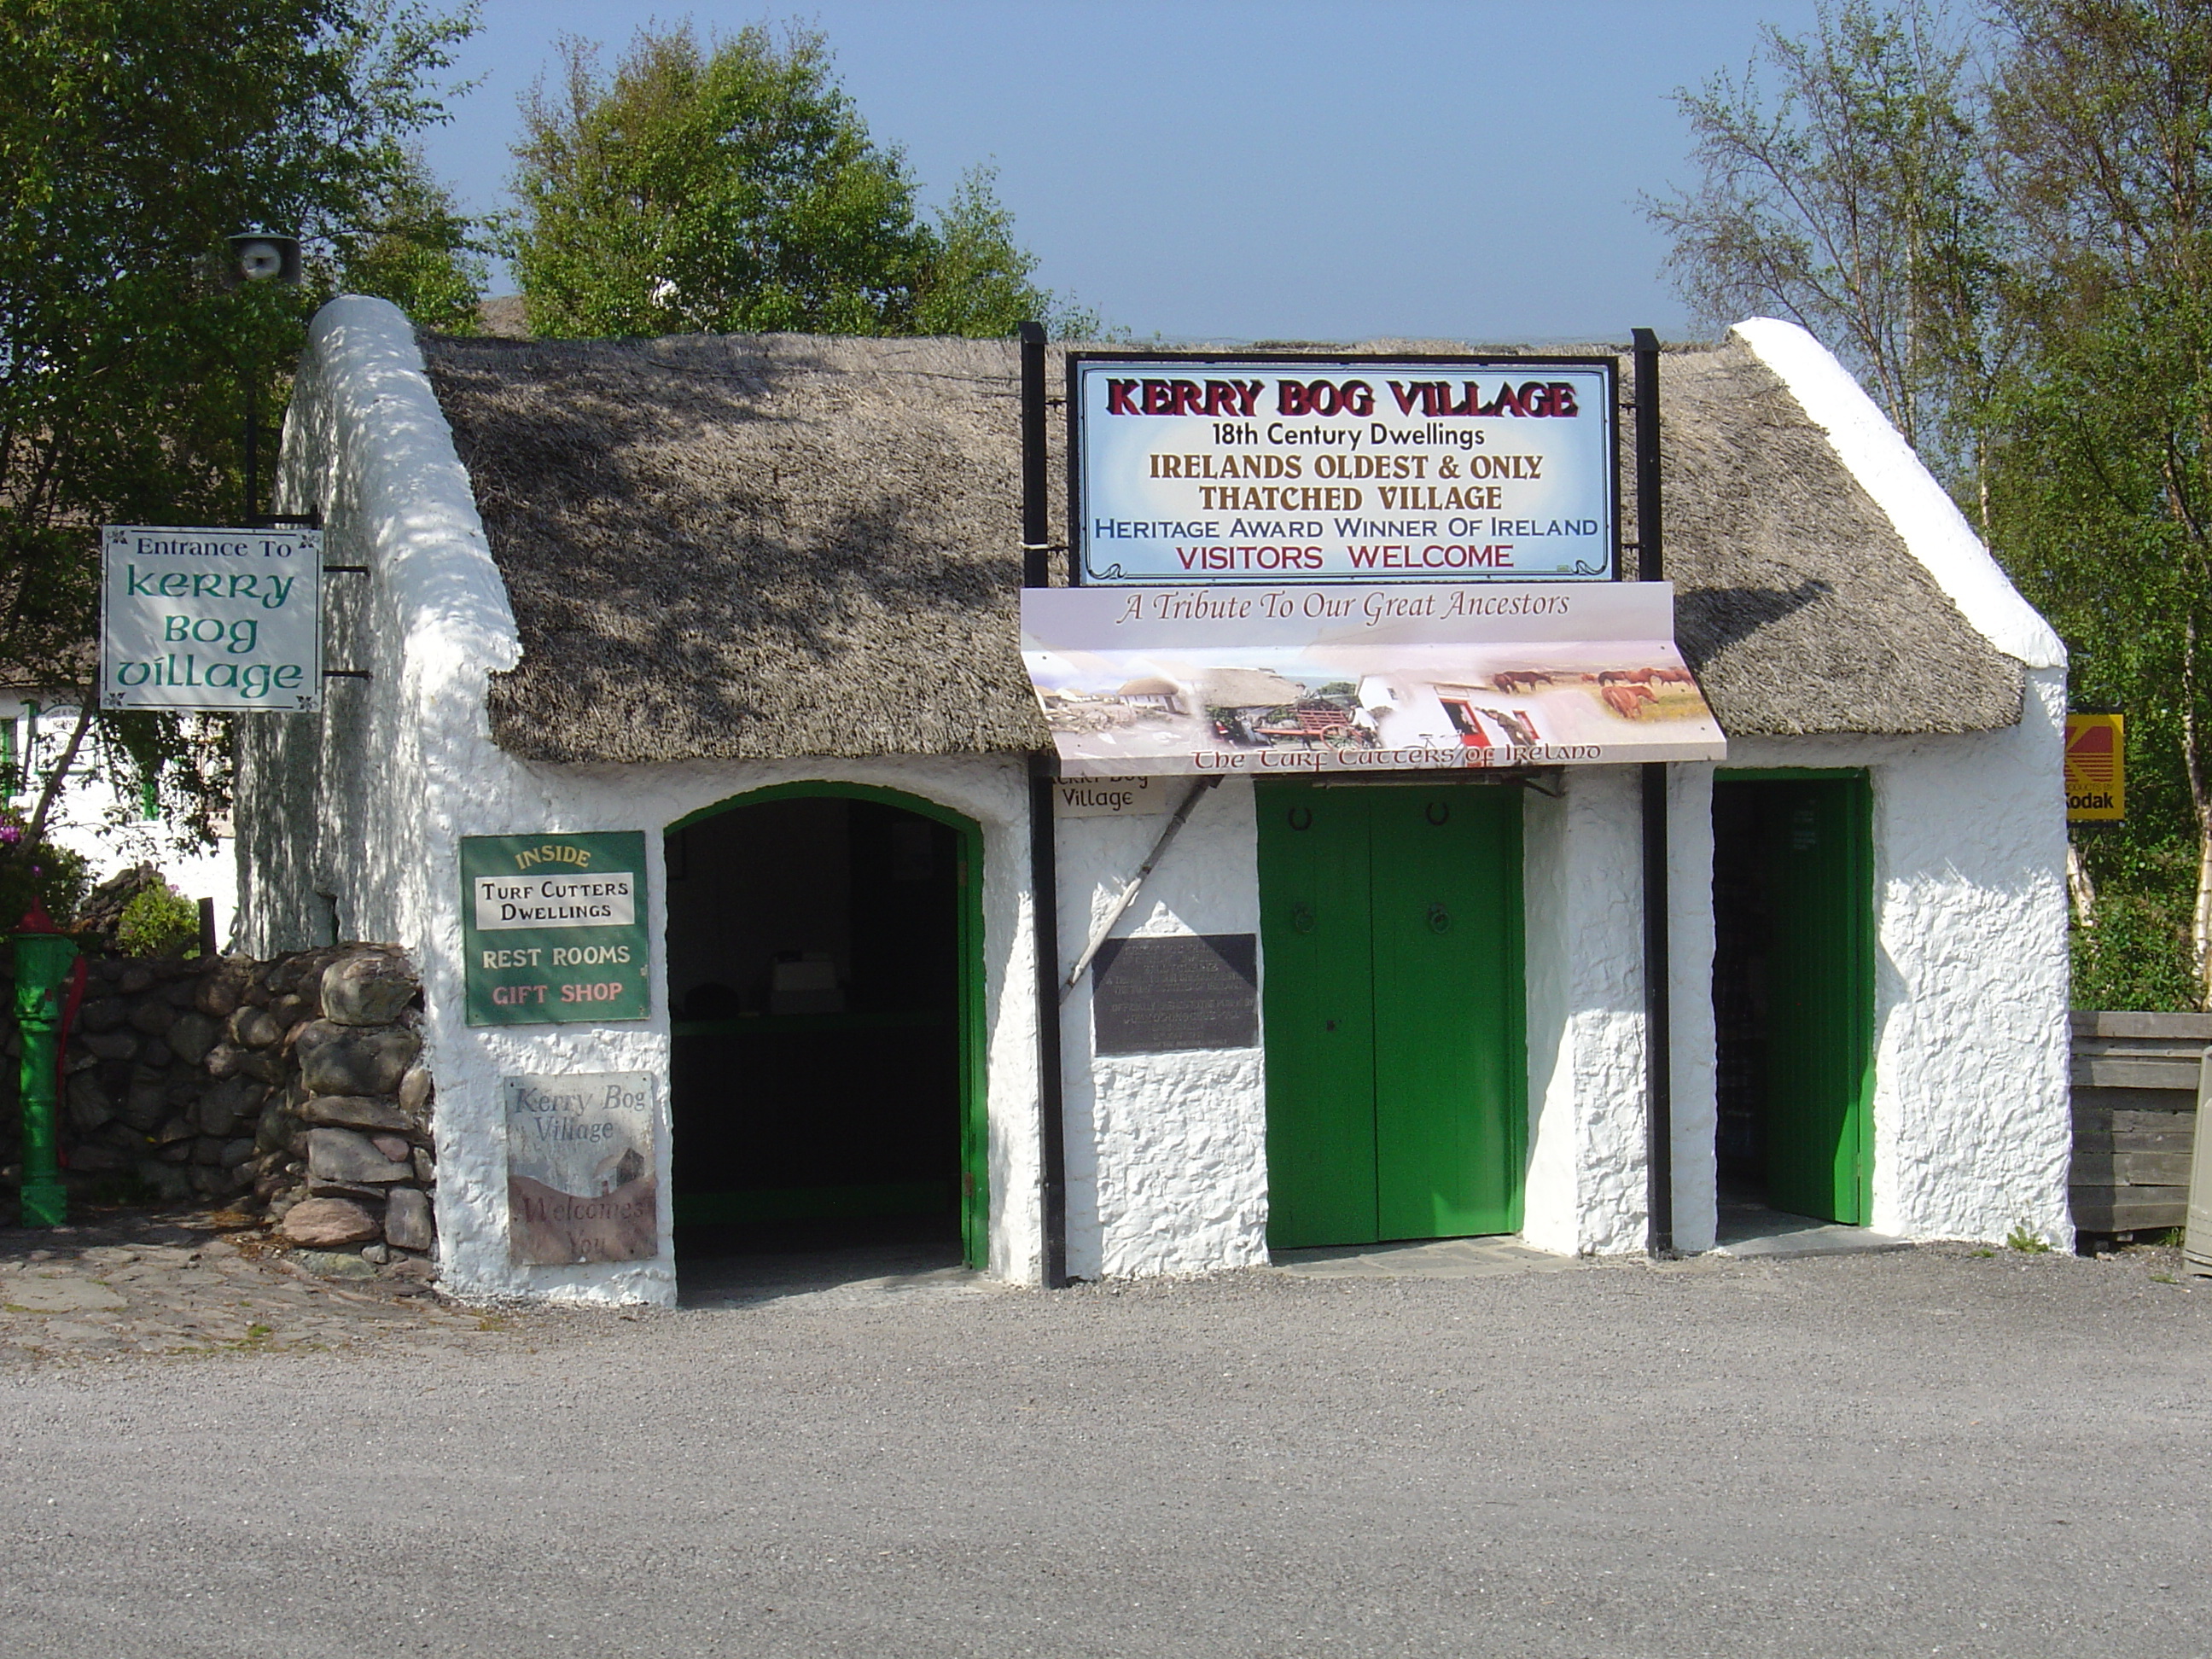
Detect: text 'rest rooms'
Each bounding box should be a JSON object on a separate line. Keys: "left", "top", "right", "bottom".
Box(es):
{"left": 1078, "top": 364, "right": 1614, "bottom": 582}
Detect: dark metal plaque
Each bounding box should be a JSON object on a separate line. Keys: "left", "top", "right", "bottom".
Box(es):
{"left": 1091, "top": 934, "right": 1258, "bottom": 1055}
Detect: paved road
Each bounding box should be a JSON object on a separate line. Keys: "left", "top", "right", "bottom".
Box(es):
{"left": 1, "top": 1242, "right": 2208, "bottom": 1657}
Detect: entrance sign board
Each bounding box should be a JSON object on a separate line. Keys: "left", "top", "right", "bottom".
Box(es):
{"left": 2065, "top": 712, "right": 2125, "bottom": 821}
{"left": 100, "top": 525, "right": 322, "bottom": 711}
{"left": 460, "top": 832, "right": 651, "bottom": 1025}
{"left": 1071, "top": 355, "right": 1617, "bottom": 585}
{"left": 1022, "top": 580, "right": 1726, "bottom": 777}
{"left": 504, "top": 1072, "right": 659, "bottom": 1264}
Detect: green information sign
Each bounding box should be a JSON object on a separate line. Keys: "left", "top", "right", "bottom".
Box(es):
{"left": 460, "top": 832, "right": 650, "bottom": 1026}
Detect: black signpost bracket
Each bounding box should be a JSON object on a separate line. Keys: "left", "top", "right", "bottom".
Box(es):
{"left": 323, "top": 669, "right": 370, "bottom": 680}
{"left": 247, "top": 509, "right": 322, "bottom": 532}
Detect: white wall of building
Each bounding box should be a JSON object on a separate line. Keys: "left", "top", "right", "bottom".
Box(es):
{"left": 244, "top": 298, "right": 1047, "bottom": 1304}
{"left": 1718, "top": 667, "right": 2074, "bottom": 1249}
{"left": 1057, "top": 778, "right": 1266, "bottom": 1279}
{"left": 0, "top": 696, "right": 238, "bottom": 943}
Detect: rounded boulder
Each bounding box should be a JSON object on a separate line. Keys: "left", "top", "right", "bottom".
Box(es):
{"left": 321, "top": 953, "right": 419, "bottom": 1026}
{"left": 294, "top": 1021, "right": 421, "bottom": 1097}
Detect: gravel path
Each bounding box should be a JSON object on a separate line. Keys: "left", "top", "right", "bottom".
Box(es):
{"left": 0, "top": 1239, "right": 2207, "bottom": 1657}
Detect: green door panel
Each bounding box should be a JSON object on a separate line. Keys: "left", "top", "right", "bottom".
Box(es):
{"left": 1256, "top": 783, "right": 1378, "bottom": 1248}
{"left": 1756, "top": 776, "right": 1875, "bottom": 1225}
{"left": 1258, "top": 780, "right": 1525, "bottom": 1250}
{"left": 1371, "top": 786, "right": 1525, "bottom": 1239}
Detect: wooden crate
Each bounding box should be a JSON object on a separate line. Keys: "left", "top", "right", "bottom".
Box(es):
{"left": 2070, "top": 1011, "right": 2212, "bottom": 1233}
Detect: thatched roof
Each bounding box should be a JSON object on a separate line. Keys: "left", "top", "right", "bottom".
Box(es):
{"left": 424, "top": 334, "right": 1045, "bottom": 763}
{"left": 421, "top": 329, "right": 2026, "bottom": 765}
{"left": 1202, "top": 669, "right": 1307, "bottom": 708}
{"left": 1649, "top": 338, "right": 2023, "bottom": 734}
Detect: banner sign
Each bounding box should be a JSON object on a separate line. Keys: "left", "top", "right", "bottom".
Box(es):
{"left": 2066, "top": 712, "right": 2124, "bottom": 822}
{"left": 100, "top": 525, "right": 322, "bottom": 711}
{"left": 1022, "top": 580, "right": 1725, "bottom": 777}
{"left": 460, "top": 832, "right": 651, "bottom": 1025}
{"left": 504, "top": 1072, "right": 659, "bottom": 1264}
{"left": 1071, "top": 355, "right": 1616, "bottom": 585}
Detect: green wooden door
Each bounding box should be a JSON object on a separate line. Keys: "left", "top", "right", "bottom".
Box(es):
{"left": 1255, "top": 783, "right": 1378, "bottom": 1248}
{"left": 1372, "top": 785, "right": 1525, "bottom": 1239}
{"left": 1259, "top": 781, "right": 1524, "bottom": 1249}
{"left": 1757, "top": 776, "right": 1875, "bottom": 1225}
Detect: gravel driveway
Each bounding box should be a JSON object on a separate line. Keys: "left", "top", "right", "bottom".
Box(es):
{"left": 0, "top": 1241, "right": 2206, "bottom": 1657}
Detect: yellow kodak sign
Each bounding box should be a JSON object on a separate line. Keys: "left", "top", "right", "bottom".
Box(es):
{"left": 2066, "top": 712, "right": 2124, "bottom": 821}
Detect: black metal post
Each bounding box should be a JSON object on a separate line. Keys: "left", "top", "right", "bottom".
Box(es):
{"left": 1021, "top": 321, "right": 1050, "bottom": 587}
{"left": 1633, "top": 326, "right": 1674, "bottom": 1257}
{"left": 242, "top": 350, "right": 259, "bottom": 525}
{"left": 1019, "top": 318, "right": 1068, "bottom": 1286}
{"left": 1030, "top": 765, "right": 1068, "bottom": 1288}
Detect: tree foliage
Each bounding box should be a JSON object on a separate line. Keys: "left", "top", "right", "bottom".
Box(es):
{"left": 0, "top": 0, "right": 479, "bottom": 873}
{"left": 507, "top": 24, "right": 1091, "bottom": 341}
{"left": 1647, "top": 2, "right": 2009, "bottom": 486}
{"left": 1656, "top": 0, "right": 2212, "bottom": 1009}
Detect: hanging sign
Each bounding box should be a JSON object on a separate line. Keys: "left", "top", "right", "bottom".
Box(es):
{"left": 504, "top": 1072, "right": 659, "bottom": 1264}
{"left": 460, "top": 831, "right": 651, "bottom": 1025}
{"left": 2065, "top": 712, "right": 2124, "bottom": 822}
{"left": 1070, "top": 355, "right": 1616, "bottom": 585}
{"left": 1022, "top": 579, "right": 1725, "bottom": 777}
{"left": 99, "top": 525, "right": 322, "bottom": 711}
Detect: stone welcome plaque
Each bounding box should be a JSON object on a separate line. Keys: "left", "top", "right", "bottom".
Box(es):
{"left": 1091, "top": 934, "right": 1258, "bottom": 1055}
{"left": 504, "top": 1072, "right": 659, "bottom": 1265}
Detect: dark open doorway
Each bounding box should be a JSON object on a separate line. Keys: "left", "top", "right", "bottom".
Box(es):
{"left": 663, "top": 784, "right": 987, "bottom": 1276}
{"left": 1710, "top": 771, "right": 1876, "bottom": 1226}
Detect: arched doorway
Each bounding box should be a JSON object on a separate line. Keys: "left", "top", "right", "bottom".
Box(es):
{"left": 663, "top": 783, "right": 987, "bottom": 1269}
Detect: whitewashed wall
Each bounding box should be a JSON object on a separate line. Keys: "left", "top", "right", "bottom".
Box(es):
{"left": 1057, "top": 779, "right": 1266, "bottom": 1278}
{"left": 1521, "top": 767, "right": 1647, "bottom": 1254}
{"left": 242, "top": 299, "right": 1045, "bottom": 1304}
{"left": 1720, "top": 667, "right": 2074, "bottom": 1249}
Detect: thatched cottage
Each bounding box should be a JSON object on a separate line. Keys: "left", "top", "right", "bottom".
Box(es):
{"left": 239, "top": 296, "right": 2069, "bottom": 1305}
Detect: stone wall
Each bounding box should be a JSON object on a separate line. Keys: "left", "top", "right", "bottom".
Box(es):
{"left": 2, "top": 944, "right": 439, "bottom": 1271}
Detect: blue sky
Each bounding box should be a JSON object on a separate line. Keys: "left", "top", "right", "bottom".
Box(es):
{"left": 422, "top": 0, "right": 1827, "bottom": 343}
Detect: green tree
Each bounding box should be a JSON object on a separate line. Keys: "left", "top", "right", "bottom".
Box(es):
{"left": 508, "top": 23, "right": 1087, "bottom": 341}
{"left": 335, "top": 151, "right": 490, "bottom": 335}
{"left": 0, "top": 0, "right": 477, "bottom": 874}
{"left": 1646, "top": 1, "right": 2007, "bottom": 497}
{"left": 1654, "top": 0, "right": 2212, "bottom": 1009}
{"left": 1982, "top": 0, "right": 2212, "bottom": 1005}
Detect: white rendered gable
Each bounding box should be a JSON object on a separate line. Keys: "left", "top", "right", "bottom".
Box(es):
{"left": 1732, "top": 317, "right": 2065, "bottom": 672}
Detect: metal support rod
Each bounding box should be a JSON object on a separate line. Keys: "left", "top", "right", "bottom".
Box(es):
{"left": 13, "top": 912, "right": 77, "bottom": 1225}
{"left": 1633, "top": 326, "right": 1674, "bottom": 1257}
{"left": 1061, "top": 777, "right": 1221, "bottom": 1000}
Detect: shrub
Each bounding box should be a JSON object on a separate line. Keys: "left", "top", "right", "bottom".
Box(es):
{"left": 114, "top": 883, "right": 200, "bottom": 957}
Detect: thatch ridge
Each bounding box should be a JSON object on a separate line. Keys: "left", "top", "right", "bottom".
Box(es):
{"left": 423, "top": 329, "right": 2024, "bottom": 765}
